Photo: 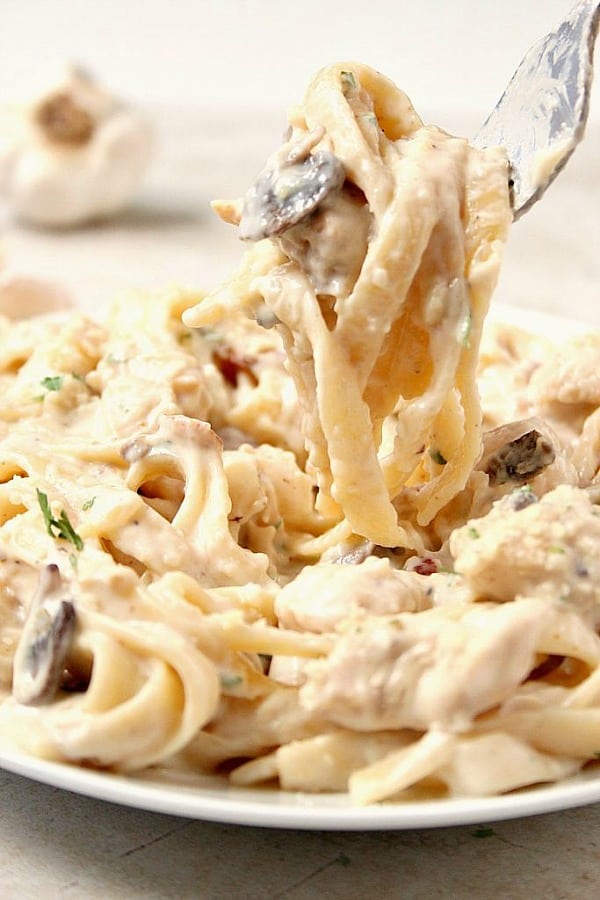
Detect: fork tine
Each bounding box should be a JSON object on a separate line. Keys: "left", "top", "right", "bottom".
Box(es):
{"left": 474, "top": 0, "right": 600, "bottom": 218}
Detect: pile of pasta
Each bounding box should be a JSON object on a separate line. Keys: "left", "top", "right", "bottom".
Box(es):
{"left": 2, "top": 63, "right": 600, "bottom": 804}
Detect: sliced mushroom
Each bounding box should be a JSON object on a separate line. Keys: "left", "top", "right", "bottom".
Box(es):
{"left": 479, "top": 420, "right": 556, "bottom": 487}
{"left": 239, "top": 129, "right": 345, "bottom": 241}
{"left": 485, "top": 430, "right": 555, "bottom": 486}
{"left": 12, "top": 564, "right": 77, "bottom": 706}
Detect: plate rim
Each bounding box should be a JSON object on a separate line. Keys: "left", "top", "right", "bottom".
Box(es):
{"left": 2, "top": 734, "right": 600, "bottom": 830}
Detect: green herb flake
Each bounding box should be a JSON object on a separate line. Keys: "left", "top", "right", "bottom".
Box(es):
{"left": 40, "top": 375, "right": 64, "bottom": 392}
{"left": 105, "top": 352, "right": 127, "bottom": 365}
{"left": 219, "top": 673, "right": 243, "bottom": 690}
{"left": 429, "top": 448, "right": 447, "bottom": 466}
{"left": 471, "top": 826, "right": 496, "bottom": 838}
{"left": 360, "top": 113, "right": 378, "bottom": 127}
{"left": 198, "top": 327, "right": 222, "bottom": 343}
{"left": 82, "top": 497, "right": 96, "bottom": 511}
{"left": 36, "top": 489, "right": 84, "bottom": 551}
{"left": 37, "top": 489, "right": 54, "bottom": 536}
{"left": 55, "top": 510, "right": 84, "bottom": 551}
{"left": 461, "top": 312, "right": 473, "bottom": 349}
{"left": 340, "top": 70, "right": 358, "bottom": 92}
{"left": 468, "top": 527, "right": 480, "bottom": 540}
{"left": 549, "top": 545, "right": 566, "bottom": 554}
{"left": 71, "top": 372, "right": 87, "bottom": 384}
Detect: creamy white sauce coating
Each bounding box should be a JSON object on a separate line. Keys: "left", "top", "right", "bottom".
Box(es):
{"left": 1, "top": 64, "right": 600, "bottom": 804}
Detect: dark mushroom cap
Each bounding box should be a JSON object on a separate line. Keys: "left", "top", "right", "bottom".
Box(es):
{"left": 239, "top": 147, "right": 345, "bottom": 242}
{"left": 12, "top": 563, "right": 77, "bottom": 706}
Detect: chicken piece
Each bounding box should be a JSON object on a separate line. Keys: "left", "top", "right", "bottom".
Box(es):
{"left": 275, "top": 556, "right": 431, "bottom": 634}
{"left": 300, "top": 598, "right": 546, "bottom": 732}
{"left": 271, "top": 556, "right": 431, "bottom": 687}
{"left": 450, "top": 484, "right": 600, "bottom": 617}
{"left": 277, "top": 186, "right": 372, "bottom": 299}
{"left": 530, "top": 333, "right": 600, "bottom": 407}
{"left": 476, "top": 322, "right": 551, "bottom": 428}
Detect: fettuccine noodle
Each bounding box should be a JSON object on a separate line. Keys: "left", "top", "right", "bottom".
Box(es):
{"left": 1, "top": 63, "right": 600, "bottom": 804}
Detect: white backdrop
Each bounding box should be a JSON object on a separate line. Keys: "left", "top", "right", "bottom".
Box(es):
{"left": 1, "top": 0, "right": 596, "bottom": 125}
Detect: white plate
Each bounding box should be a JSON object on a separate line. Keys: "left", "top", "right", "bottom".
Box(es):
{"left": 2, "top": 733, "right": 600, "bottom": 830}
{"left": 0, "top": 305, "right": 598, "bottom": 830}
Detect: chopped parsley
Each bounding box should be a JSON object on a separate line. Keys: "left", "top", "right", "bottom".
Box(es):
{"left": 340, "top": 70, "right": 358, "bottom": 92}
{"left": 36, "top": 489, "right": 84, "bottom": 551}
{"left": 197, "top": 326, "right": 222, "bottom": 343}
{"left": 429, "top": 447, "right": 447, "bottom": 466}
{"left": 360, "top": 113, "right": 378, "bottom": 127}
{"left": 461, "top": 312, "right": 473, "bottom": 349}
{"left": 219, "top": 673, "right": 243, "bottom": 690}
{"left": 40, "top": 375, "right": 64, "bottom": 392}
{"left": 82, "top": 497, "right": 96, "bottom": 511}
{"left": 471, "top": 826, "right": 496, "bottom": 838}
{"left": 468, "top": 527, "right": 481, "bottom": 540}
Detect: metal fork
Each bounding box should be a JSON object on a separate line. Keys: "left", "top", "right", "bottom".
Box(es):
{"left": 474, "top": 0, "right": 600, "bottom": 218}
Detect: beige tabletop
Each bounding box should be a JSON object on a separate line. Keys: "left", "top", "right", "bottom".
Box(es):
{"left": 1, "top": 106, "right": 599, "bottom": 900}
{"left": 1, "top": 764, "right": 600, "bottom": 900}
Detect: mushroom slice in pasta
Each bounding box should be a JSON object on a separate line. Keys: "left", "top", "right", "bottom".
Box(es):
{"left": 238, "top": 128, "right": 346, "bottom": 241}
{"left": 12, "top": 564, "right": 77, "bottom": 706}
{"left": 483, "top": 425, "right": 555, "bottom": 486}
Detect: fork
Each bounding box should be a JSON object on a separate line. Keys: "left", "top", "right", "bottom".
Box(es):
{"left": 474, "top": 0, "right": 600, "bottom": 218}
